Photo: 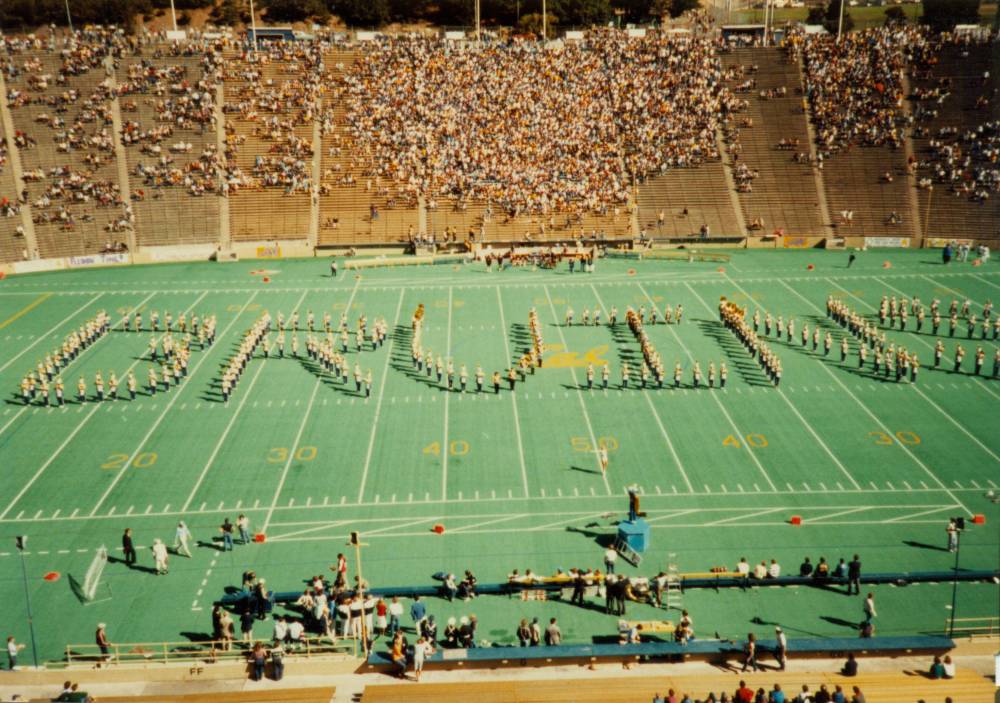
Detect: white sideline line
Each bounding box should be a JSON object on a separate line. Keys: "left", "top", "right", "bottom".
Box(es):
{"left": 356, "top": 288, "right": 406, "bottom": 503}
{"left": 775, "top": 279, "right": 973, "bottom": 516}
{"left": 642, "top": 282, "right": 777, "bottom": 492}
{"left": 0, "top": 293, "right": 105, "bottom": 375}
{"left": 543, "top": 284, "right": 612, "bottom": 494}
{"left": 447, "top": 514, "right": 528, "bottom": 534}
{"left": 261, "top": 279, "right": 360, "bottom": 534}
{"left": 683, "top": 281, "right": 861, "bottom": 491}
{"left": 598, "top": 284, "right": 694, "bottom": 493}
{"left": 496, "top": 285, "right": 531, "bottom": 498}
{"left": 87, "top": 290, "right": 245, "bottom": 517}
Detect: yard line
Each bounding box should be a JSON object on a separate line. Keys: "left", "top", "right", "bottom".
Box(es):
{"left": 356, "top": 288, "right": 406, "bottom": 503}
{"left": 86, "top": 290, "right": 246, "bottom": 517}
{"left": 638, "top": 282, "right": 777, "bottom": 491}
{"left": 0, "top": 293, "right": 53, "bottom": 330}
{"left": 180, "top": 289, "right": 310, "bottom": 512}
{"left": 261, "top": 279, "right": 360, "bottom": 534}
{"left": 440, "top": 286, "right": 454, "bottom": 501}
{"left": 495, "top": 286, "right": 531, "bottom": 498}
{"left": 525, "top": 511, "right": 615, "bottom": 531}
{"left": 682, "top": 282, "right": 861, "bottom": 490}
{"left": 542, "top": 284, "right": 611, "bottom": 494}
{"left": 0, "top": 291, "right": 172, "bottom": 520}
{"left": 0, "top": 293, "right": 103, "bottom": 375}
{"left": 775, "top": 278, "right": 973, "bottom": 515}
{"left": 598, "top": 284, "right": 693, "bottom": 492}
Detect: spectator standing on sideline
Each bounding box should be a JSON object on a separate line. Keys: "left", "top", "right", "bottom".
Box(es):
{"left": 95, "top": 624, "right": 111, "bottom": 666}
{"left": 604, "top": 546, "right": 617, "bottom": 574}
{"left": 174, "top": 521, "right": 193, "bottom": 557}
{"left": 410, "top": 595, "right": 426, "bottom": 632}
{"left": 741, "top": 632, "right": 758, "bottom": 672}
{"left": 250, "top": 641, "right": 266, "bottom": 681}
{"left": 7, "top": 636, "right": 24, "bottom": 670}
{"left": 220, "top": 518, "right": 234, "bottom": 551}
{"left": 863, "top": 593, "right": 876, "bottom": 625}
{"left": 122, "top": 528, "right": 136, "bottom": 566}
{"left": 774, "top": 626, "right": 787, "bottom": 670}
{"left": 271, "top": 642, "right": 284, "bottom": 680}
{"left": 388, "top": 596, "right": 403, "bottom": 636}
{"left": 946, "top": 518, "right": 959, "bottom": 552}
{"left": 847, "top": 554, "right": 861, "bottom": 595}
{"left": 240, "top": 610, "right": 255, "bottom": 643}
{"left": 237, "top": 514, "right": 251, "bottom": 544}
{"left": 544, "top": 618, "right": 562, "bottom": 645}
{"left": 151, "top": 539, "right": 169, "bottom": 575}
{"left": 412, "top": 635, "right": 434, "bottom": 681}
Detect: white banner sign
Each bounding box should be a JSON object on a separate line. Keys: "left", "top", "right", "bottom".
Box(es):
{"left": 866, "top": 237, "right": 910, "bottom": 248}
{"left": 67, "top": 253, "right": 130, "bottom": 268}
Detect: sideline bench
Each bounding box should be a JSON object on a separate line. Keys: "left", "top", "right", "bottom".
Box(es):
{"left": 365, "top": 635, "right": 954, "bottom": 671}
{"left": 218, "top": 569, "right": 999, "bottom": 610}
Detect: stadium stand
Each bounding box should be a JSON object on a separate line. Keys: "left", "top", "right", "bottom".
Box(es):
{"left": 910, "top": 38, "right": 1000, "bottom": 245}
{"left": 4, "top": 45, "right": 128, "bottom": 259}
{"left": 721, "top": 46, "right": 829, "bottom": 237}
{"left": 118, "top": 51, "right": 222, "bottom": 246}
{"left": 222, "top": 45, "right": 315, "bottom": 242}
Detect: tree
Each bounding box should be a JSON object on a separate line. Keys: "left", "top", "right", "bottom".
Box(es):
{"left": 884, "top": 5, "right": 906, "bottom": 25}
{"left": 664, "top": 0, "right": 700, "bottom": 18}
{"left": 549, "top": 0, "right": 612, "bottom": 26}
{"left": 806, "top": 6, "right": 824, "bottom": 24}
{"left": 263, "top": 0, "right": 328, "bottom": 22}
{"left": 210, "top": 0, "right": 242, "bottom": 25}
{"left": 822, "top": 0, "right": 853, "bottom": 35}
{"left": 330, "top": 0, "right": 390, "bottom": 26}
{"left": 518, "top": 11, "right": 558, "bottom": 37}
{"left": 922, "top": 0, "right": 980, "bottom": 31}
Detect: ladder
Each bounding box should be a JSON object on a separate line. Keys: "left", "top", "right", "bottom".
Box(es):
{"left": 664, "top": 553, "right": 682, "bottom": 610}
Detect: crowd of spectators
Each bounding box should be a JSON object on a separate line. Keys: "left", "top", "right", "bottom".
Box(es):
{"left": 797, "top": 27, "right": 935, "bottom": 153}
{"left": 342, "top": 31, "right": 739, "bottom": 219}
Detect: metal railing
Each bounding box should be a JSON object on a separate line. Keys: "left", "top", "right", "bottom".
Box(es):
{"left": 64, "top": 636, "right": 356, "bottom": 667}
{"left": 944, "top": 616, "right": 999, "bottom": 638}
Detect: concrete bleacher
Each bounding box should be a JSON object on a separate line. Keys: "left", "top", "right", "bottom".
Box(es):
{"left": 318, "top": 48, "right": 418, "bottom": 247}
{"left": 118, "top": 54, "right": 221, "bottom": 246}
{"left": 722, "top": 47, "right": 828, "bottom": 236}
{"left": 223, "top": 52, "right": 312, "bottom": 242}
{"left": 360, "top": 669, "right": 992, "bottom": 703}
{"left": 6, "top": 50, "right": 124, "bottom": 259}
{"left": 637, "top": 160, "right": 742, "bottom": 239}
{"left": 910, "top": 41, "right": 1000, "bottom": 244}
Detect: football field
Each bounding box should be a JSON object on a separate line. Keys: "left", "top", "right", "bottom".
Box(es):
{"left": 0, "top": 249, "right": 997, "bottom": 662}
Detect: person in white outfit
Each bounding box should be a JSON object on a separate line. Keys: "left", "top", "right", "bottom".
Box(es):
{"left": 173, "top": 521, "right": 193, "bottom": 557}
{"left": 152, "top": 539, "right": 169, "bottom": 574}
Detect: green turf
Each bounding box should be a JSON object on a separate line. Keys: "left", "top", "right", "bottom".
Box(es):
{"left": 0, "top": 249, "right": 997, "bottom": 663}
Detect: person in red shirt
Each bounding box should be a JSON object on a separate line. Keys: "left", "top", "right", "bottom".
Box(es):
{"left": 735, "top": 680, "right": 754, "bottom": 703}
